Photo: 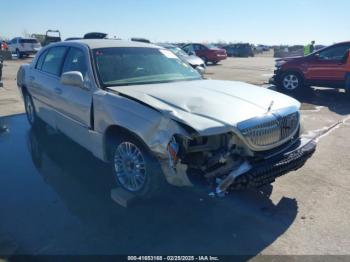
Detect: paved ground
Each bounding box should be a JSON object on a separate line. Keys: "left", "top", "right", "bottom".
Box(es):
{"left": 0, "top": 55, "right": 350, "bottom": 259}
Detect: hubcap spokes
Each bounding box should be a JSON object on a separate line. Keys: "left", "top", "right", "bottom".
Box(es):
{"left": 114, "top": 142, "right": 146, "bottom": 192}
{"left": 283, "top": 75, "right": 299, "bottom": 90}
{"left": 25, "top": 96, "right": 34, "bottom": 124}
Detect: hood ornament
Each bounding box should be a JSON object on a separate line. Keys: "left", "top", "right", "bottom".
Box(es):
{"left": 267, "top": 100, "right": 274, "bottom": 113}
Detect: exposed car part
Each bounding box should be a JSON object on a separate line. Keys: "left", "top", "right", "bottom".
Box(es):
{"left": 229, "top": 138, "right": 316, "bottom": 190}
{"left": 216, "top": 161, "right": 252, "bottom": 194}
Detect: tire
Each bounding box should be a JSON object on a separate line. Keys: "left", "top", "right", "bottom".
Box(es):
{"left": 212, "top": 61, "right": 219, "bottom": 65}
{"left": 110, "top": 134, "right": 165, "bottom": 198}
{"left": 345, "top": 74, "right": 350, "bottom": 97}
{"left": 200, "top": 57, "right": 208, "bottom": 65}
{"left": 23, "top": 92, "right": 37, "bottom": 126}
{"left": 16, "top": 49, "right": 22, "bottom": 59}
{"left": 278, "top": 72, "right": 304, "bottom": 94}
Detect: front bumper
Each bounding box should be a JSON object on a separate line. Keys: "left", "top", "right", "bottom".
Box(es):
{"left": 269, "top": 68, "right": 282, "bottom": 85}
{"left": 21, "top": 50, "right": 39, "bottom": 55}
{"left": 229, "top": 137, "right": 316, "bottom": 190}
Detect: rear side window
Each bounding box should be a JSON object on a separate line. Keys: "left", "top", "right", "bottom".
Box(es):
{"left": 35, "top": 50, "right": 48, "bottom": 70}
{"left": 319, "top": 44, "right": 350, "bottom": 61}
{"left": 19, "top": 39, "right": 38, "bottom": 44}
{"left": 183, "top": 45, "right": 194, "bottom": 53}
{"left": 62, "top": 48, "right": 87, "bottom": 76}
{"left": 41, "top": 47, "right": 68, "bottom": 76}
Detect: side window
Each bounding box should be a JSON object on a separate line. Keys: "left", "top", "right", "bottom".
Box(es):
{"left": 41, "top": 46, "right": 68, "bottom": 76}
{"left": 318, "top": 44, "right": 350, "bottom": 61}
{"left": 199, "top": 45, "right": 207, "bottom": 51}
{"left": 193, "top": 44, "right": 201, "bottom": 51}
{"left": 35, "top": 50, "right": 48, "bottom": 70}
{"left": 182, "top": 45, "right": 190, "bottom": 52}
{"left": 62, "top": 48, "right": 87, "bottom": 76}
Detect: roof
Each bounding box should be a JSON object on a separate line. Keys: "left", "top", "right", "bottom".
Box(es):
{"left": 157, "top": 43, "right": 176, "bottom": 48}
{"left": 67, "top": 39, "right": 161, "bottom": 49}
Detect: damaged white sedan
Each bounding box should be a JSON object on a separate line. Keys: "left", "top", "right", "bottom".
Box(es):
{"left": 17, "top": 39, "right": 316, "bottom": 198}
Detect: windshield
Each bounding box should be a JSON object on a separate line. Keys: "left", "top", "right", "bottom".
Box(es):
{"left": 20, "top": 39, "right": 38, "bottom": 44}
{"left": 93, "top": 47, "right": 201, "bottom": 87}
{"left": 168, "top": 46, "right": 189, "bottom": 57}
{"left": 205, "top": 44, "right": 219, "bottom": 49}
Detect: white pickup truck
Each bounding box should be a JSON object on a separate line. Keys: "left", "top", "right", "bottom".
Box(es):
{"left": 8, "top": 37, "right": 41, "bottom": 58}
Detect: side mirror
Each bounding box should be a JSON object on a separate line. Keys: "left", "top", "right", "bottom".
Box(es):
{"left": 188, "top": 51, "right": 196, "bottom": 56}
{"left": 196, "top": 66, "right": 205, "bottom": 76}
{"left": 60, "top": 71, "right": 85, "bottom": 88}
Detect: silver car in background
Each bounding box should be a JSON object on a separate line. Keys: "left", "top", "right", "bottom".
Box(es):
{"left": 17, "top": 39, "right": 316, "bottom": 199}
{"left": 158, "top": 43, "right": 206, "bottom": 72}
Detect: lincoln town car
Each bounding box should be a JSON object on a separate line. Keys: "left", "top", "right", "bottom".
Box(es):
{"left": 17, "top": 40, "right": 316, "bottom": 198}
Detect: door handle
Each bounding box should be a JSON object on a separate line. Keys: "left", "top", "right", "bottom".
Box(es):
{"left": 54, "top": 87, "right": 62, "bottom": 95}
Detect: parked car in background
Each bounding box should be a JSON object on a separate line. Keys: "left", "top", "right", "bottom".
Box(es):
{"left": 270, "top": 41, "right": 350, "bottom": 94}
{"left": 182, "top": 43, "right": 227, "bottom": 65}
{"left": 223, "top": 43, "right": 254, "bottom": 57}
{"left": 255, "top": 44, "right": 270, "bottom": 53}
{"left": 158, "top": 43, "right": 206, "bottom": 71}
{"left": 8, "top": 37, "right": 41, "bottom": 58}
{"left": 17, "top": 39, "right": 316, "bottom": 199}
{"left": 131, "top": 37, "right": 151, "bottom": 43}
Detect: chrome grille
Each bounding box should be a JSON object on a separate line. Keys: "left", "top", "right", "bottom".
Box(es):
{"left": 240, "top": 112, "right": 299, "bottom": 149}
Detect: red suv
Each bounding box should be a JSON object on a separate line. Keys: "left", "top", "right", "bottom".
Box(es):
{"left": 270, "top": 41, "right": 350, "bottom": 94}
{"left": 182, "top": 43, "right": 227, "bottom": 65}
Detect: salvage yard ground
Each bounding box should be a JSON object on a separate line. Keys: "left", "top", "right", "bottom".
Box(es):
{"left": 0, "top": 54, "right": 350, "bottom": 257}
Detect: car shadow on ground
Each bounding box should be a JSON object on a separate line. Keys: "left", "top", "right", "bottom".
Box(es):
{"left": 0, "top": 115, "right": 298, "bottom": 257}
{"left": 269, "top": 86, "right": 350, "bottom": 115}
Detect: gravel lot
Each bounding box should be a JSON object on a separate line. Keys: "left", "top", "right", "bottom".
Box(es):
{"left": 1, "top": 54, "right": 350, "bottom": 258}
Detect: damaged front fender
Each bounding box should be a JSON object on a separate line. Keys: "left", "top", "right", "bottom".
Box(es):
{"left": 93, "top": 90, "right": 195, "bottom": 186}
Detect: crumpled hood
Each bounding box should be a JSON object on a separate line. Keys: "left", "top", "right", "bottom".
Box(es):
{"left": 108, "top": 80, "right": 300, "bottom": 135}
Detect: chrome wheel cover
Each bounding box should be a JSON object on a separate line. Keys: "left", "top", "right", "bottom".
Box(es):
{"left": 113, "top": 142, "right": 147, "bottom": 192}
{"left": 25, "top": 95, "right": 35, "bottom": 125}
{"left": 283, "top": 74, "right": 299, "bottom": 90}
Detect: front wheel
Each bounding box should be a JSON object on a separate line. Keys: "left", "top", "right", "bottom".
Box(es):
{"left": 111, "top": 135, "right": 165, "bottom": 198}
{"left": 200, "top": 57, "right": 208, "bottom": 65}
{"left": 345, "top": 74, "right": 350, "bottom": 97}
{"left": 278, "top": 72, "right": 304, "bottom": 94}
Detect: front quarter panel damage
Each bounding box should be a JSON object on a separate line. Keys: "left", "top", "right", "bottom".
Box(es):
{"left": 93, "top": 90, "right": 193, "bottom": 186}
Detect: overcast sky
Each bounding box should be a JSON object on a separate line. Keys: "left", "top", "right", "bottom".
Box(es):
{"left": 1, "top": 0, "right": 349, "bottom": 45}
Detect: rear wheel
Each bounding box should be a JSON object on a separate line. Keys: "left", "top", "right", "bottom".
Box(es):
{"left": 110, "top": 134, "right": 165, "bottom": 198}
{"left": 212, "top": 61, "right": 219, "bottom": 65}
{"left": 24, "top": 92, "right": 36, "bottom": 126}
{"left": 16, "top": 49, "right": 22, "bottom": 59}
